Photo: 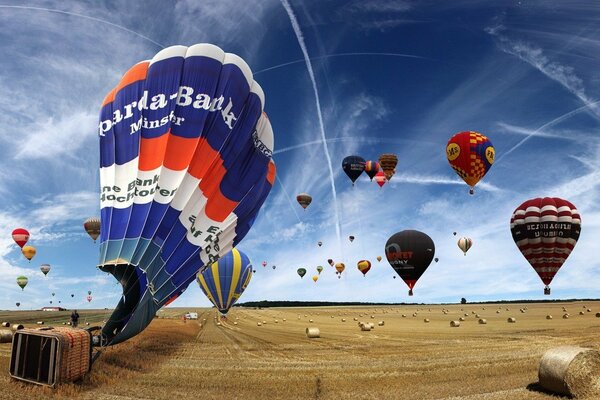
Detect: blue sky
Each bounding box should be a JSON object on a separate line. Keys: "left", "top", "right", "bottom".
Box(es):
{"left": 1, "top": 0, "right": 599, "bottom": 311}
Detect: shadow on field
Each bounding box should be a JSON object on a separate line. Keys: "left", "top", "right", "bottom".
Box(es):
{"left": 526, "top": 382, "right": 570, "bottom": 399}
{"left": 4, "top": 319, "right": 200, "bottom": 399}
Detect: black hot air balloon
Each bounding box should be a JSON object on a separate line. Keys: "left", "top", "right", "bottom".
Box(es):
{"left": 385, "top": 230, "right": 435, "bottom": 296}
{"left": 342, "top": 156, "right": 366, "bottom": 185}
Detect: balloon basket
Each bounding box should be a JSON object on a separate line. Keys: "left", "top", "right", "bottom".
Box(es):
{"left": 9, "top": 326, "right": 97, "bottom": 388}
{"left": 408, "top": 289, "right": 414, "bottom": 296}
{"left": 544, "top": 287, "right": 551, "bottom": 295}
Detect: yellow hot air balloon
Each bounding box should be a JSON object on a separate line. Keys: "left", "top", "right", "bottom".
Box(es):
{"left": 357, "top": 260, "right": 371, "bottom": 276}
{"left": 21, "top": 245, "right": 36, "bottom": 262}
{"left": 335, "top": 262, "right": 345, "bottom": 279}
{"left": 312, "top": 275, "right": 318, "bottom": 282}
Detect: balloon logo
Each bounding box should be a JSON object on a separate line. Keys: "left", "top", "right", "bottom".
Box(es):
{"left": 510, "top": 197, "right": 581, "bottom": 295}
{"left": 84, "top": 217, "right": 101, "bottom": 242}
{"left": 12, "top": 228, "right": 29, "bottom": 248}
{"left": 446, "top": 131, "right": 494, "bottom": 195}
{"left": 457, "top": 237, "right": 472, "bottom": 256}
{"left": 97, "top": 43, "right": 275, "bottom": 345}
{"left": 378, "top": 154, "right": 398, "bottom": 181}
{"left": 357, "top": 260, "right": 371, "bottom": 276}
{"left": 364, "top": 161, "right": 380, "bottom": 181}
{"left": 296, "top": 193, "right": 312, "bottom": 210}
{"left": 197, "top": 248, "right": 253, "bottom": 315}
{"left": 385, "top": 230, "right": 435, "bottom": 296}
{"left": 342, "top": 155, "right": 366, "bottom": 185}
{"left": 374, "top": 170, "right": 386, "bottom": 188}
{"left": 297, "top": 268, "right": 306, "bottom": 278}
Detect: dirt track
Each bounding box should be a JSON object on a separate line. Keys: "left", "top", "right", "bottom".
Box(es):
{"left": 0, "top": 302, "right": 599, "bottom": 399}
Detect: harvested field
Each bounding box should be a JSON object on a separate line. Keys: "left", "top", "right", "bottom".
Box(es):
{"left": 0, "top": 302, "right": 599, "bottom": 399}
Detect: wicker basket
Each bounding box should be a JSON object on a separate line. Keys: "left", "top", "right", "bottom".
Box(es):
{"left": 10, "top": 327, "right": 92, "bottom": 387}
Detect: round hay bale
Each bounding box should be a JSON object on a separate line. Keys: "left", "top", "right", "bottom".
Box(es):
{"left": 450, "top": 321, "right": 460, "bottom": 327}
{"left": 309, "top": 319, "right": 314, "bottom": 323}
{"left": 563, "top": 314, "right": 570, "bottom": 319}
{"left": 1, "top": 322, "right": 9, "bottom": 328}
{"left": 478, "top": 319, "right": 487, "bottom": 325}
{"left": 283, "top": 318, "right": 286, "bottom": 322}
{"left": 459, "top": 317, "right": 465, "bottom": 321}
{"left": 304, "top": 314, "right": 307, "bottom": 317}
{"left": 579, "top": 311, "right": 585, "bottom": 315}
{"left": 464, "top": 313, "right": 469, "bottom": 317}
{"left": 359, "top": 314, "right": 363, "bottom": 317}
{"left": 538, "top": 346, "right": 600, "bottom": 398}
{"left": 378, "top": 321, "right": 384, "bottom": 326}
{"left": 496, "top": 310, "right": 500, "bottom": 314}
{"left": 62, "top": 322, "right": 66, "bottom": 325}
{"left": 371, "top": 315, "right": 375, "bottom": 319}
{"left": 520, "top": 309, "right": 526, "bottom": 313}
{"left": 257, "top": 322, "right": 262, "bottom": 326}
{"left": 587, "top": 309, "right": 592, "bottom": 313}
{"left": 36, "top": 321, "right": 44, "bottom": 325}
{"left": 482, "top": 307, "right": 486, "bottom": 310}
{"left": 306, "top": 327, "right": 320, "bottom": 338}
{"left": 475, "top": 314, "right": 481, "bottom": 318}
{"left": 360, "top": 324, "right": 371, "bottom": 331}
{"left": 507, "top": 317, "right": 516, "bottom": 323}
{"left": 85, "top": 322, "right": 90, "bottom": 326}
{"left": 353, "top": 317, "right": 358, "bottom": 321}
{"left": 274, "top": 320, "right": 278, "bottom": 323}
{"left": 331, "top": 315, "right": 334, "bottom": 318}
{"left": 424, "top": 318, "right": 430, "bottom": 323}
{"left": 595, "top": 313, "right": 600, "bottom": 318}
{"left": 11, "top": 324, "right": 24, "bottom": 331}
{"left": 546, "top": 315, "right": 553, "bottom": 320}
{"left": 402, "top": 314, "right": 407, "bottom": 318}
{"left": 368, "top": 322, "right": 375, "bottom": 329}
{"left": 0, "top": 330, "right": 13, "bottom": 343}
{"left": 341, "top": 318, "right": 346, "bottom": 322}
{"left": 412, "top": 313, "right": 417, "bottom": 317}
{"left": 216, "top": 322, "right": 221, "bottom": 326}
{"left": 233, "top": 322, "right": 238, "bottom": 325}
{"left": 262, "top": 320, "right": 267, "bottom": 324}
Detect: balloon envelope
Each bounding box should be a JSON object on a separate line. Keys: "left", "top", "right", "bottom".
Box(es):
{"left": 378, "top": 154, "right": 398, "bottom": 181}
{"left": 385, "top": 230, "right": 435, "bottom": 295}
{"left": 357, "top": 260, "right": 371, "bottom": 276}
{"left": 84, "top": 217, "right": 101, "bottom": 242}
{"left": 335, "top": 262, "right": 345, "bottom": 274}
{"left": 197, "top": 248, "right": 252, "bottom": 315}
{"left": 21, "top": 246, "right": 36, "bottom": 261}
{"left": 342, "top": 155, "right": 365, "bottom": 184}
{"left": 510, "top": 197, "right": 581, "bottom": 294}
{"left": 312, "top": 275, "right": 318, "bottom": 282}
{"left": 457, "top": 237, "right": 472, "bottom": 255}
{"left": 316, "top": 265, "right": 323, "bottom": 274}
{"left": 40, "top": 264, "right": 51, "bottom": 276}
{"left": 87, "top": 295, "right": 92, "bottom": 302}
{"left": 376, "top": 256, "right": 382, "bottom": 262}
{"left": 12, "top": 228, "right": 29, "bottom": 248}
{"left": 364, "top": 161, "right": 380, "bottom": 180}
{"left": 374, "top": 170, "right": 386, "bottom": 188}
{"left": 296, "top": 193, "right": 312, "bottom": 209}
{"left": 348, "top": 235, "right": 355, "bottom": 242}
{"left": 97, "top": 43, "right": 275, "bottom": 345}
{"left": 297, "top": 268, "right": 306, "bottom": 278}
{"left": 16, "top": 276, "right": 28, "bottom": 290}
{"left": 446, "top": 131, "right": 494, "bottom": 194}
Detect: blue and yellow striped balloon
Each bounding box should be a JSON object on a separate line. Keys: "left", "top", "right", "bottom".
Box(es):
{"left": 197, "top": 248, "right": 253, "bottom": 314}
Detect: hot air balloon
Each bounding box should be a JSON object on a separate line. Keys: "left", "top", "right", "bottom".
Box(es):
{"left": 374, "top": 170, "right": 386, "bottom": 188}
{"left": 12, "top": 228, "right": 29, "bottom": 248}
{"left": 378, "top": 154, "right": 398, "bottom": 181}
{"left": 434, "top": 258, "right": 439, "bottom": 263}
{"left": 96, "top": 43, "right": 275, "bottom": 346}
{"left": 316, "top": 265, "right": 323, "bottom": 274}
{"left": 52, "top": 293, "right": 55, "bottom": 297}
{"left": 348, "top": 235, "right": 355, "bottom": 243}
{"left": 342, "top": 155, "right": 366, "bottom": 185}
{"left": 71, "top": 294, "right": 74, "bottom": 298}
{"left": 446, "top": 131, "right": 494, "bottom": 195}
{"left": 376, "top": 256, "right": 382, "bottom": 262}
{"left": 327, "top": 259, "right": 334, "bottom": 267}
{"left": 457, "top": 237, "right": 472, "bottom": 256}
{"left": 364, "top": 160, "right": 380, "bottom": 181}
{"left": 84, "top": 217, "right": 101, "bottom": 242}
{"left": 253, "top": 270, "right": 256, "bottom": 273}
{"left": 510, "top": 197, "right": 581, "bottom": 295}
{"left": 453, "top": 232, "right": 457, "bottom": 236}
{"left": 297, "top": 268, "right": 306, "bottom": 278}
{"left": 87, "top": 290, "right": 92, "bottom": 296}
{"left": 15, "top": 302, "right": 20, "bottom": 307}
{"left": 262, "top": 261, "right": 267, "bottom": 267}
{"left": 49, "top": 301, "right": 53, "bottom": 304}
{"left": 40, "top": 263, "right": 51, "bottom": 276}
{"left": 312, "top": 275, "right": 318, "bottom": 282}
{"left": 335, "top": 262, "right": 345, "bottom": 278}
{"left": 87, "top": 295, "right": 92, "bottom": 303}
{"left": 357, "top": 260, "right": 371, "bottom": 276}
{"left": 272, "top": 265, "right": 276, "bottom": 270}
{"left": 296, "top": 193, "right": 312, "bottom": 210}
{"left": 197, "top": 248, "right": 253, "bottom": 315}
{"left": 16, "top": 276, "right": 28, "bottom": 290}
{"left": 385, "top": 230, "right": 435, "bottom": 296}
{"left": 21, "top": 246, "right": 36, "bottom": 262}
{"left": 317, "top": 241, "right": 322, "bottom": 247}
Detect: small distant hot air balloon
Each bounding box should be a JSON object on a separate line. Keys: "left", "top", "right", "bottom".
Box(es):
{"left": 71, "top": 294, "right": 74, "bottom": 298}
{"left": 317, "top": 265, "right": 324, "bottom": 275}
{"left": 327, "top": 259, "right": 334, "bottom": 267}
{"left": 51, "top": 292, "right": 55, "bottom": 297}
{"left": 21, "top": 245, "right": 36, "bottom": 262}
{"left": 342, "top": 155, "right": 366, "bottom": 185}
{"left": 335, "top": 262, "right": 345, "bottom": 278}
{"left": 376, "top": 256, "right": 382, "bottom": 262}
{"left": 58, "top": 301, "right": 61, "bottom": 304}
{"left": 253, "top": 270, "right": 256, "bottom": 273}
{"left": 364, "top": 161, "right": 380, "bottom": 181}
{"left": 87, "top": 295, "right": 92, "bottom": 303}
{"left": 457, "top": 237, "right": 472, "bottom": 255}
{"left": 317, "top": 241, "right": 322, "bottom": 247}
{"left": 15, "top": 302, "right": 20, "bottom": 307}
{"left": 378, "top": 154, "right": 398, "bottom": 181}
{"left": 348, "top": 235, "right": 355, "bottom": 243}
{"left": 446, "top": 131, "right": 494, "bottom": 195}
{"left": 87, "top": 290, "right": 92, "bottom": 296}
{"left": 16, "top": 276, "right": 28, "bottom": 290}
{"left": 453, "top": 232, "right": 457, "bottom": 236}
{"left": 296, "top": 193, "right": 312, "bottom": 210}
{"left": 357, "top": 260, "right": 371, "bottom": 277}
{"left": 84, "top": 217, "right": 101, "bottom": 242}
{"left": 272, "top": 265, "right": 276, "bottom": 270}
{"left": 434, "top": 258, "right": 439, "bottom": 263}
{"left": 12, "top": 228, "right": 29, "bottom": 248}
{"left": 374, "top": 170, "right": 386, "bottom": 188}
{"left": 312, "top": 275, "right": 318, "bottom": 283}
{"left": 40, "top": 263, "right": 51, "bottom": 276}
{"left": 49, "top": 301, "right": 53, "bottom": 304}
{"left": 262, "top": 261, "right": 267, "bottom": 267}
{"left": 297, "top": 268, "right": 307, "bottom": 278}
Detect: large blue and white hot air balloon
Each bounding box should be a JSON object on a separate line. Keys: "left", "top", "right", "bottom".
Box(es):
{"left": 197, "top": 248, "right": 252, "bottom": 315}
{"left": 97, "top": 43, "right": 275, "bottom": 346}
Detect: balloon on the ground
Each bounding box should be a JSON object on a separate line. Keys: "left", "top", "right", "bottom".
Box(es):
{"left": 342, "top": 155, "right": 365, "bottom": 185}
{"left": 364, "top": 161, "right": 380, "bottom": 181}
{"left": 357, "top": 260, "right": 371, "bottom": 276}
{"left": 446, "top": 131, "right": 494, "bottom": 195}
{"left": 378, "top": 154, "right": 398, "bottom": 181}
{"left": 21, "top": 246, "right": 36, "bottom": 261}
{"left": 197, "top": 248, "right": 253, "bottom": 315}
{"left": 316, "top": 265, "right": 323, "bottom": 274}
{"left": 297, "top": 268, "right": 306, "bottom": 278}
{"left": 296, "top": 193, "right": 312, "bottom": 209}
{"left": 374, "top": 170, "right": 386, "bottom": 188}
{"left": 457, "top": 237, "right": 472, "bottom": 256}
{"left": 385, "top": 230, "right": 435, "bottom": 296}
{"left": 40, "top": 264, "right": 51, "bottom": 276}
{"left": 510, "top": 197, "right": 581, "bottom": 295}
{"left": 95, "top": 43, "right": 277, "bottom": 345}
{"left": 16, "top": 276, "right": 28, "bottom": 290}
{"left": 84, "top": 217, "right": 101, "bottom": 242}
{"left": 12, "top": 228, "right": 29, "bottom": 248}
